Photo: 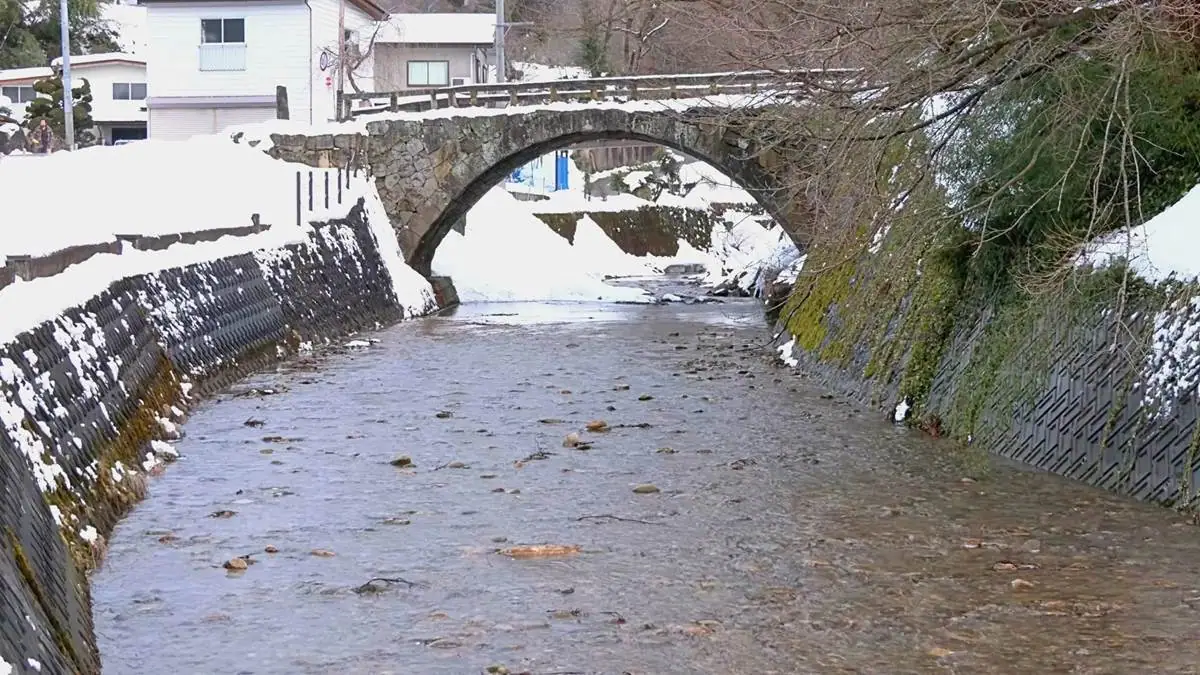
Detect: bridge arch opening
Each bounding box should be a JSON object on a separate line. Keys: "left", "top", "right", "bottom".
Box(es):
{"left": 400, "top": 123, "right": 805, "bottom": 278}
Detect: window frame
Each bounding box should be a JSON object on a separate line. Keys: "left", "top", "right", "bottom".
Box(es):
{"left": 111, "top": 82, "right": 147, "bottom": 100}
{"left": 1, "top": 85, "right": 36, "bottom": 104}
{"left": 200, "top": 18, "right": 246, "bottom": 45}
{"left": 406, "top": 60, "right": 450, "bottom": 88}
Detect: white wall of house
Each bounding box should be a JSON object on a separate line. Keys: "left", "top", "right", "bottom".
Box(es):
{"left": 0, "top": 68, "right": 52, "bottom": 121}
{"left": 373, "top": 44, "right": 489, "bottom": 92}
{"left": 72, "top": 62, "right": 147, "bottom": 124}
{"left": 145, "top": 1, "right": 312, "bottom": 123}
{"left": 308, "top": 0, "right": 376, "bottom": 123}
{"left": 1, "top": 59, "right": 148, "bottom": 144}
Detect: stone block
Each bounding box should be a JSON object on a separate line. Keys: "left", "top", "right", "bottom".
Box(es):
{"left": 308, "top": 134, "right": 335, "bottom": 150}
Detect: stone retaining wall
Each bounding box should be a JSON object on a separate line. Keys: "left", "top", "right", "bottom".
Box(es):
{"left": 535, "top": 206, "right": 715, "bottom": 257}
{"left": 0, "top": 199, "right": 422, "bottom": 674}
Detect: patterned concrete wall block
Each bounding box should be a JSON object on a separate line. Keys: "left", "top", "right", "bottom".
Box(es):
{"left": 134, "top": 254, "right": 289, "bottom": 388}
{"left": 257, "top": 202, "right": 402, "bottom": 341}
{"left": 0, "top": 438, "right": 92, "bottom": 675}
{"left": 0, "top": 351, "right": 100, "bottom": 675}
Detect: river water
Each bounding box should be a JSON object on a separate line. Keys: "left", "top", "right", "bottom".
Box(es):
{"left": 92, "top": 293, "right": 1200, "bottom": 674}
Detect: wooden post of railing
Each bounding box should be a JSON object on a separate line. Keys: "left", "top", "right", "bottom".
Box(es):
{"left": 549, "top": 84, "right": 559, "bottom": 103}
{"left": 389, "top": 92, "right": 398, "bottom": 112}
{"left": 751, "top": 80, "right": 759, "bottom": 94}
{"left": 590, "top": 84, "right": 599, "bottom": 101}
{"left": 430, "top": 91, "right": 439, "bottom": 109}
{"left": 709, "top": 80, "right": 719, "bottom": 95}
{"left": 448, "top": 90, "right": 458, "bottom": 107}
{"left": 469, "top": 89, "right": 478, "bottom": 106}
{"left": 509, "top": 86, "right": 518, "bottom": 105}
{"left": 670, "top": 83, "right": 678, "bottom": 98}
{"left": 629, "top": 81, "right": 638, "bottom": 101}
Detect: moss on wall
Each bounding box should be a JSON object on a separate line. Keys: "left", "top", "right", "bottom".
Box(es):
{"left": 776, "top": 131, "right": 1200, "bottom": 509}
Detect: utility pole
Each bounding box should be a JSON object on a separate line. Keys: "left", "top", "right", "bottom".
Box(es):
{"left": 493, "top": 0, "right": 532, "bottom": 85}
{"left": 59, "top": 0, "right": 75, "bottom": 150}
{"left": 494, "top": 0, "right": 506, "bottom": 83}
{"left": 336, "top": 0, "right": 346, "bottom": 120}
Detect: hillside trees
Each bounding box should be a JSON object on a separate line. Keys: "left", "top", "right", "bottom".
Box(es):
{"left": 0, "top": 0, "right": 118, "bottom": 68}
{"left": 683, "top": 0, "right": 1200, "bottom": 296}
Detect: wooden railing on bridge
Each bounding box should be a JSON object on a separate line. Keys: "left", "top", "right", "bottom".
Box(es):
{"left": 338, "top": 69, "right": 857, "bottom": 120}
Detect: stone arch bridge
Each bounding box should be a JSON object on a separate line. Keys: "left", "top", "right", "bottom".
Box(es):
{"left": 263, "top": 72, "right": 830, "bottom": 276}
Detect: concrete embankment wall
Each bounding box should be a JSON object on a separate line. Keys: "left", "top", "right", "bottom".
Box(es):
{"left": 0, "top": 202, "right": 416, "bottom": 674}
{"left": 776, "top": 209, "right": 1200, "bottom": 512}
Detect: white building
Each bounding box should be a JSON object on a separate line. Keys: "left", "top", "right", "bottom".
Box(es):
{"left": 138, "top": 0, "right": 387, "bottom": 140}
{"left": 0, "top": 53, "right": 148, "bottom": 145}
{"left": 373, "top": 14, "right": 495, "bottom": 92}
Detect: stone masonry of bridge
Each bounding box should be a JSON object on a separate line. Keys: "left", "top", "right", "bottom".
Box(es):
{"left": 259, "top": 105, "right": 814, "bottom": 276}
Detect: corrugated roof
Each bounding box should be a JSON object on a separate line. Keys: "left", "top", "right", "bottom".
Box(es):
{"left": 51, "top": 52, "right": 146, "bottom": 67}
{"left": 0, "top": 66, "right": 52, "bottom": 84}
{"left": 376, "top": 13, "right": 495, "bottom": 45}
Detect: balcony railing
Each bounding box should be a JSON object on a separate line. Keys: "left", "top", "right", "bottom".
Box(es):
{"left": 199, "top": 43, "right": 247, "bottom": 72}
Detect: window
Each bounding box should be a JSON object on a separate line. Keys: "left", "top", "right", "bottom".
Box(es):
{"left": 1, "top": 85, "right": 36, "bottom": 104}
{"left": 199, "top": 18, "right": 247, "bottom": 71}
{"left": 201, "top": 18, "right": 245, "bottom": 44}
{"left": 407, "top": 61, "right": 450, "bottom": 87}
{"left": 112, "top": 82, "right": 147, "bottom": 100}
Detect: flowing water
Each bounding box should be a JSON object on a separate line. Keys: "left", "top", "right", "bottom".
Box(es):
{"left": 92, "top": 294, "right": 1200, "bottom": 674}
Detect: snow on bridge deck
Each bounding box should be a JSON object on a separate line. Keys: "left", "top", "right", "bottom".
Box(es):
{"left": 336, "top": 69, "right": 847, "bottom": 122}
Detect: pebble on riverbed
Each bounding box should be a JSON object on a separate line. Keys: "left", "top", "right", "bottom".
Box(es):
{"left": 390, "top": 455, "right": 413, "bottom": 467}
{"left": 633, "top": 484, "right": 661, "bottom": 494}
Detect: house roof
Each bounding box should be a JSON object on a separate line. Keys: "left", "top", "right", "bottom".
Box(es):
{"left": 135, "top": 0, "right": 388, "bottom": 21}
{"left": 0, "top": 66, "right": 53, "bottom": 85}
{"left": 51, "top": 52, "right": 146, "bottom": 68}
{"left": 376, "top": 13, "right": 495, "bottom": 45}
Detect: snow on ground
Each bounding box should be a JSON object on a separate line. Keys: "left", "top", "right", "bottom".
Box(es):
{"left": 527, "top": 190, "right": 656, "bottom": 214}
{"left": 572, "top": 216, "right": 657, "bottom": 277}
{"left": 0, "top": 137, "right": 436, "bottom": 342}
{"left": 512, "top": 61, "right": 591, "bottom": 82}
{"left": 1081, "top": 183, "right": 1200, "bottom": 283}
{"left": 432, "top": 188, "right": 651, "bottom": 303}
{"left": 0, "top": 137, "right": 347, "bottom": 260}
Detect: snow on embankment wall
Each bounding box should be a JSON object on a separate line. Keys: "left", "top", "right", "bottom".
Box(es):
{"left": 0, "top": 200, "right": 435, "bottom": 674}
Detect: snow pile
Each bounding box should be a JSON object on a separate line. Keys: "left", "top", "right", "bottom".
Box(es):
{"left": 703, "top": 216, "right": 802, "bottom": 295}
{"left": 432, "top": 188, "right": 650, "bottom": 303}
{"left": 0, "top": 137, "right": 340, "bottom": 259}
{"left": 1081, "top": 183, "right": 1200, "bottom": 283}
{"left": 675, "top": 160, "right": 758, "bottom": 207}
{"left": 362, "top": 184, "right": 438, "bottom": 317}
{"left": 572, "top": 216, "right": 656, "bottom": 278}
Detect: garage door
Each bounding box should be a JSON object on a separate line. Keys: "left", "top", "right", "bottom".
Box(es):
{"left": 149, "top": 106, "right": 276, "bottom": 141}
